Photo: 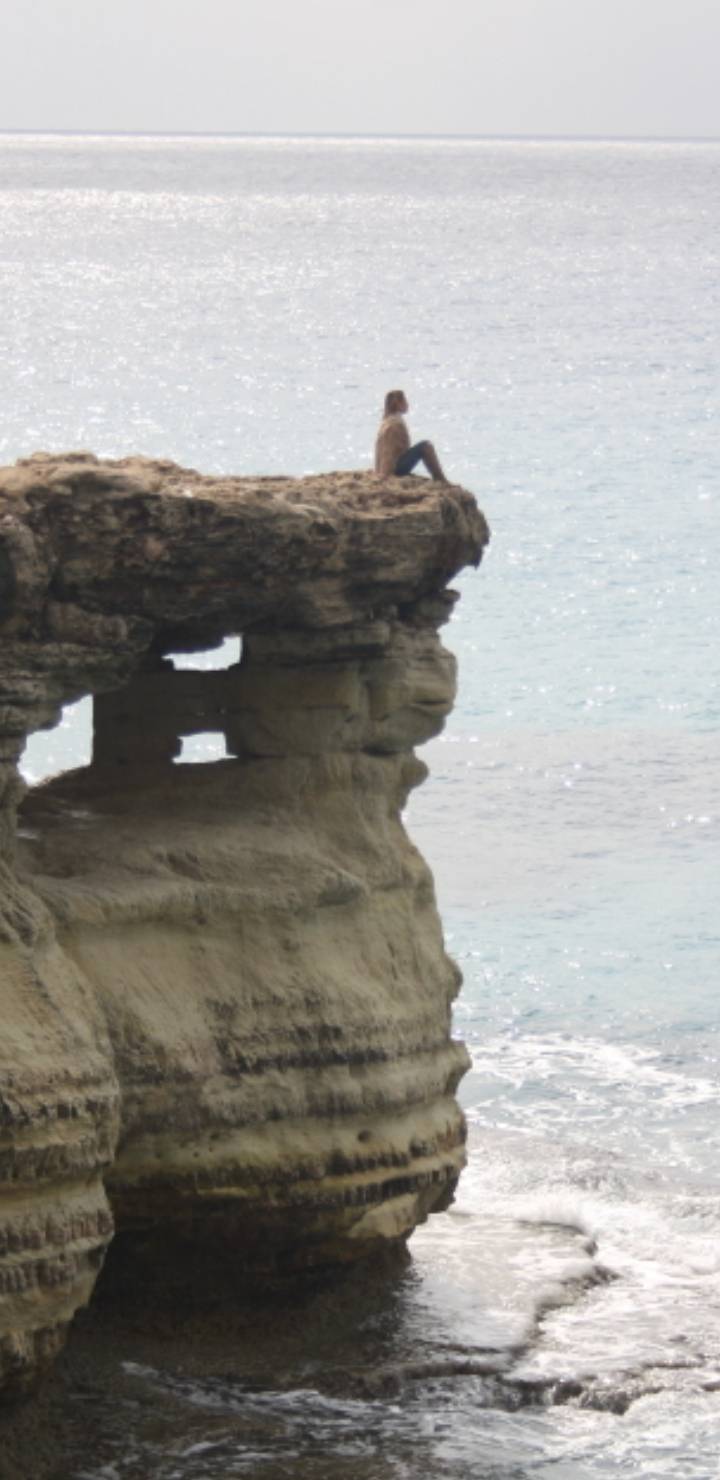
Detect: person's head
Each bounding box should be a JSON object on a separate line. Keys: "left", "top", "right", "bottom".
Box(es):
{"left": 384, "top": 389, "right": 408, "bottom": 416}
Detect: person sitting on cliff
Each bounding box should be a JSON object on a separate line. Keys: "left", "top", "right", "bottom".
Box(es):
{"left": 374, "top": 390, "right": 448, "bottom": 482}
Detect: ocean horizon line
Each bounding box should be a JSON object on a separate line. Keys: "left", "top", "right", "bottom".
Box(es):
{"left": 0, "top": 127, "right": 719, "bottom": 146}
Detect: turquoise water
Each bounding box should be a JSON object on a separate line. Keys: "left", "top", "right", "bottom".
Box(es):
{"left": 3, "top": 133, "right": 720, "bottom": 1477}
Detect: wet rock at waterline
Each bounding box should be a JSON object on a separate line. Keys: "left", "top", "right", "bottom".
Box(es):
{"left": 0, "top": 452, "right": 488, "bottom": 1398}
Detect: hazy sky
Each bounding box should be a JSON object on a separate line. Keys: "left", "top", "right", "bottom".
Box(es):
{"left": 3, "top": 0, "right": 720, "bottom": 138}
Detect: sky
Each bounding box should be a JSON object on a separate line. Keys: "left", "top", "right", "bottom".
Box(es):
{"left": 2, "top": 0, "right": 720, "bottom": 139}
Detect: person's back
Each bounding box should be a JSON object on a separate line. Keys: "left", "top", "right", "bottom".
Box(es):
{"left": 374, "top": 391, "right": 411, "bottom": 477}
{"left": 374, "top": 389, "right": 447, "bottom": 482}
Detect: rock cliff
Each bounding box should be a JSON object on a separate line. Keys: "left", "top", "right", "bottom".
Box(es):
{"left": 0, "top": 453, "right": 488, "bottom": 1399}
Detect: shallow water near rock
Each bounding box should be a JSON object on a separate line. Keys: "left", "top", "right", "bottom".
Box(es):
{"left": 2, "top": 131, "right": 719, "bottom": 1477}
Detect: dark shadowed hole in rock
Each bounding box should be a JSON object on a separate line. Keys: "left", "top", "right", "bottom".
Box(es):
{"left": 19, "top": 696, "right": 93, "bottom": 786}
{"left": 18, "top": 637, "right": 243, "bottom": 786}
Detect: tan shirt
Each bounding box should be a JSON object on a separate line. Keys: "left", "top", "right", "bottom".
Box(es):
{"left": 374, "top": 413, "right": 411, "bottom": 477}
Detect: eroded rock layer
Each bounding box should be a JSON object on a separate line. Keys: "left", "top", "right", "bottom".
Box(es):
{"left": 0, "top": 453, "right": 488, "bottom": 1396}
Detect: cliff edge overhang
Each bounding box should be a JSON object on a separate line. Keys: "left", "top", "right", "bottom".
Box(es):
{"left": 0, "top": 453, "right": 489, "bottom": 1398}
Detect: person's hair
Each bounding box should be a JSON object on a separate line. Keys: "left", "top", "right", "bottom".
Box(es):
{"left": 384, "top": 389, "right": 406, "bottom": 416}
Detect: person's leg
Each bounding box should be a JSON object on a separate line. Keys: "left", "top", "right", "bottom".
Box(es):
{"left": 394, "top": 441, "right": 447, "bottom": 481}
{"left": 418, "top": 441, "right": 447, "bottom": 481}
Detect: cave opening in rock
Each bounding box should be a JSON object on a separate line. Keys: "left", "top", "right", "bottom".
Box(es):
{"left": 19, "top": 696, "right": 93, "bottom": 786}
{"left": 170, "top": 635, "right": 242, "bottom": 672}
{"left": 175, "top": 732, "right": 231, "bottom": 764}
{"left": 17, "top": 634, "right": 245, "bottom": 790}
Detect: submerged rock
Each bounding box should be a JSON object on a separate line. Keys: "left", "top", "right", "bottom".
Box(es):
{"left": 0, "top": 452, "right": 489, "bottom": 1398}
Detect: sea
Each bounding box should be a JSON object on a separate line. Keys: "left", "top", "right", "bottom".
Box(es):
{"left": 2, "top": 132, "right": 719, "bottom": 1479}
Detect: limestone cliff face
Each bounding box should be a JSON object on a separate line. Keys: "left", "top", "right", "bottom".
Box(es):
{"left": 0, "top": 453, "right": 488, "bottom": 1397}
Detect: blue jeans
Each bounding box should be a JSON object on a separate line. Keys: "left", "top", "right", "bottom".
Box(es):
{"left": 395, "top": 442, "right": 429, "bottom": 475}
